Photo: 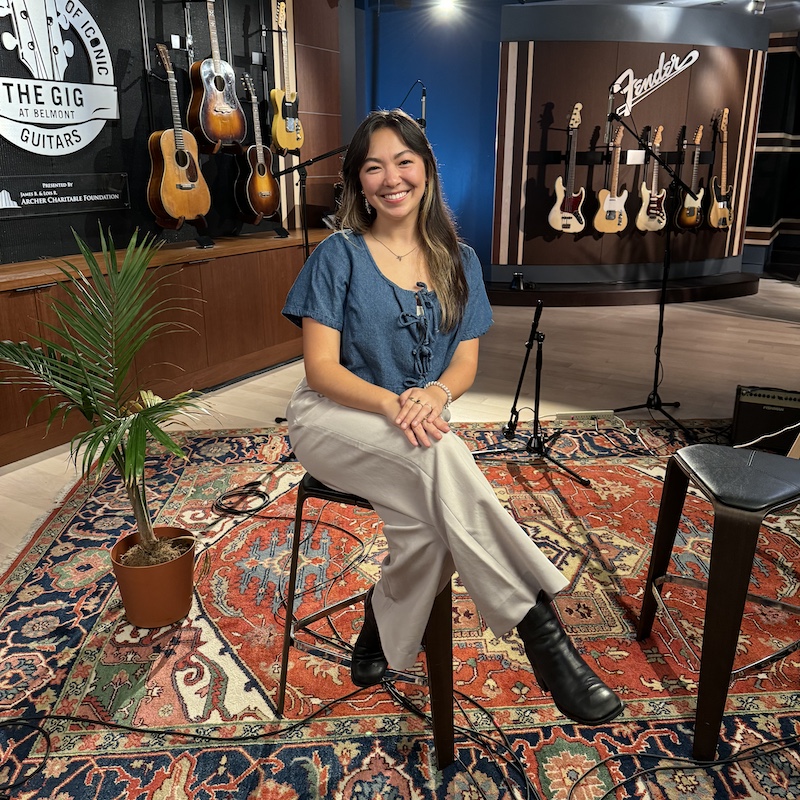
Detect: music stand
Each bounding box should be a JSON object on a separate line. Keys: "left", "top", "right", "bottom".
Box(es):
{"left": 474, "top": 300, "right": 590, "bottom": 487}
{"left": 609, "top": 113, "right": 695, "bottom": 440}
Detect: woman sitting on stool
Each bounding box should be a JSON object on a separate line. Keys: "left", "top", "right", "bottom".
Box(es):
{"left": 281, "top": 109, "right": 622, "bottom": 726}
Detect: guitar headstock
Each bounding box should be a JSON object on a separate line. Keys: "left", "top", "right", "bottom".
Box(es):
{"left": 653, "top": 125, "right": 664, "bottom": 148}
{"left": 276, "top": 1, "right": 287, "bottom": 32}
{"left": 718, "top": 108, "right": 729, "bottom": 141}
{"left": 242, "top": 72, "right": 256, "bottom": 100}
{"left": 568, "top": 103, "right": 582, "bottom": 130}
{"left": 612, "top": 127, "right": 624, "bottom": 147}
{"left": 155, "top": 43, "right": 174, "bottom": 77}
{"left": 693, "top": 125, "right": 703, "bottom": 146}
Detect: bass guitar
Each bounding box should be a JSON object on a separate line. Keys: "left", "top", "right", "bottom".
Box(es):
{"left": 676, "top": 125, "right": 705, "bottom": 229}
{"left": 593, "top": 127, "right": 628, "bottom": 234}
{"left": 548, "top": 103, "right": 585, "bottom": 233}
{"left": 708, "top": 108, "right": 733, "bottom": 230}
{"left": 270, "top": 1, "right": 304, "bottom": 153}
{"left": 635, "top": 125, "right": 667, "bottom": 232}
{"left": 187, "top": 0, "right": 247, "bottom": 153}
{"left": 147, "top": 44, "right": 211, "bottom": 230}
{"left": 235, "top": 74, "right": 280, "bottom": 223}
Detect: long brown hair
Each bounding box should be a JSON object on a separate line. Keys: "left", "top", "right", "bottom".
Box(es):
{"left": 337, "top": 110, "right": 468, "bottom": 331}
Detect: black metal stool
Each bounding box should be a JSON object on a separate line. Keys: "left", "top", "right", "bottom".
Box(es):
{"left": 637, "top": 444, "right": 800, "bottom": 760}
{"left": 276, "top": 472, "right": 455, "bottom": 769}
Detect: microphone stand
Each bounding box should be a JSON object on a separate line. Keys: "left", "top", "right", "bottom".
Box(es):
{"left": 277, "top": 144, "right": 349, "bottom": 261}
{"left": 610, "top": 113, "right": 696, "bottom": 439}
{"left": 475, "top": 301, "right": 590, "bottom": 487}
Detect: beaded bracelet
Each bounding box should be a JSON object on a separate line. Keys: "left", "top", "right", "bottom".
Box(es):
{"left": 424, "top": 380, "right": 453, "bottom": 409}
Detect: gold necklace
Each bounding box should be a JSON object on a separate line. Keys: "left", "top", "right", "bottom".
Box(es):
{"left": 370, "top": 233, "right": 420, "bottom": 262}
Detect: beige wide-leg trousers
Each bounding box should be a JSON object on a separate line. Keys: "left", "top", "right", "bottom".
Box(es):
{"left": 286, "top": 380, "right": 569, "bottom": 670}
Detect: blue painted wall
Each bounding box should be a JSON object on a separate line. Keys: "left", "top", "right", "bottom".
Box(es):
{"left": 362, "top": 1, "right": 508, "bottom": 269}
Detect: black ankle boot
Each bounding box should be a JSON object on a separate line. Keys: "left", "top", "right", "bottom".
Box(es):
{"left": 351, "top": 587, "right": 388, "bottom": 687}
{"left": 517, "top": 592, "right": 623, "bottom": 725}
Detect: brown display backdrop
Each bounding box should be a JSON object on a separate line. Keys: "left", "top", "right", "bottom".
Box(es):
{"left": 493, "top": 39, "right": 765, "bottom": 271}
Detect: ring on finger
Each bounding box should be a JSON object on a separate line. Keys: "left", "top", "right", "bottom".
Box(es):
{"left": 410, "top": 397, "right": 421, "bottom": 404}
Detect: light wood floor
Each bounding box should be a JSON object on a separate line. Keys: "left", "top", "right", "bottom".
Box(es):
{"left": 2, "top": 276, "right": 798, "bottom": 569}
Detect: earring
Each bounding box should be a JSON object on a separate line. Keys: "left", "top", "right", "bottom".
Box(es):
{"left": 362, "top": 191, "right": 372, "bottom": 215}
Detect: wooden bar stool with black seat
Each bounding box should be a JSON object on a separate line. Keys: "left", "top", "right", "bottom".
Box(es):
{"left": 276, "top": 472, "right": 455, "bottom": 769}
{"left": 637, "top": 444, "right": 800, "bottom": 761}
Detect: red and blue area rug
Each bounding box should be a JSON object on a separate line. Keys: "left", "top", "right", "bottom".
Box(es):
{"left": 1, "top": 420, "right": 799, "bottom": 799}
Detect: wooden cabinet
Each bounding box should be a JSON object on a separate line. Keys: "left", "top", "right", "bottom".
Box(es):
{"left": 0, "top": 230, "right": 321, "bottom": 467}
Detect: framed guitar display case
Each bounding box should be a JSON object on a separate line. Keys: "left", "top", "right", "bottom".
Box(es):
{"left": 491, "top": 4, "right": 769, "bottom": 286}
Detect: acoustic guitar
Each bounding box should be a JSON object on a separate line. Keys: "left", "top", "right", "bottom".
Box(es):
{"left": 676, "top": 126, "right": 705, "bottom": 229}
{"left": 270, "top": 1, "right": 304, "bottom": 153}
{"left": 147, "top": 44, "right": 211, "bottom": 230}
{"left": 187, "top": 0, "right": 247, "bottom": 153}
{"left": 708, "top": 108, "right": 733, "bottom": 230}
{"left": 635, "top": 125, "right": 667, "bottom": 232}
{"left": 547, "top": 103, "right": 585, "bottom": 233}
{"left": 593, "top": 127, "right": 628, "bottom": 234}
{"left": 235, "top": 74, "right": 280, "bottom": 223}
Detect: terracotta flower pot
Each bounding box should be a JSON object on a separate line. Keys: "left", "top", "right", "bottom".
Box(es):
{"left": 110, "top": 526, "right": 196, "bottom": 628}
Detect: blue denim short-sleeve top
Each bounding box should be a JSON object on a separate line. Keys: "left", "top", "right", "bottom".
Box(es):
{"left": 282, "top": 231, "right": 493, "bottom": 394}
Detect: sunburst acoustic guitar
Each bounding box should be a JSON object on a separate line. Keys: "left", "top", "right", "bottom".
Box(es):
{"left": 235, "top": 74, "right": 280, "bottom": 223}
{"left": 187, "top": 0, "right": 247, "bottom": 153}
{"left": 147, "top": 44, "right": 211, "bottom": 230}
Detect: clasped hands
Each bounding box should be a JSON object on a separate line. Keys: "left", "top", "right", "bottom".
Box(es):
{"left": 391, "top": 387, "right": 450, "bottom": 447}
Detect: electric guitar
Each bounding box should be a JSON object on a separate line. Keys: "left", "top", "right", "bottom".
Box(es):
{"left": 548, "top": 103, "right": 585, "bottom": 233}
{"left": 635, "top": 125, "right": 667, "bottom": 232}
{"left": 593, "top": 127, "right": 628, "bottom": 234}
{"left": 187, "top": 0, "right": 247, "bottom": 153}
{"left": 235, "top": 74, "right": 280, "bottom": 223}
{"left": 676, "top": 125, "right": 705, "bottom": 229}
{"left": 708, "top": 108, "right": 733, "bottom": 230}
{"left": 147, "top": 44, "right": 211, "bottom": 230}
{"left": 270, "top": 1, "right": 304, "bottom": 153}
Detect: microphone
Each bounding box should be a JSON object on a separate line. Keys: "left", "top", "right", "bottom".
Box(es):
{"left": 418, "top": 85, "right": 427, "bottom": 129}
{"left": 502, "top": 410, "right": 519, "bottom": 441}
{"left": 608, "top": 111, "right": 622, "bottom": 123}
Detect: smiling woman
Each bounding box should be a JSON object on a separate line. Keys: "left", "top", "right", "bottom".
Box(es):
{"left": 278, "top": 108, "right": 623, "bottom": 728}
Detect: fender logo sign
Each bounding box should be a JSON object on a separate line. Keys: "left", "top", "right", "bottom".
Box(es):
{"left": 0, "top": 0, "right": 119, "bottom": 156}
{"left": 613, "top": 50, "right": 700, "bottom": 117}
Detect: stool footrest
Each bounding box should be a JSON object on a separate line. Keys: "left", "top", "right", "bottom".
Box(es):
{"left": 652, "top": 574, "right": 800, "bottom": 677}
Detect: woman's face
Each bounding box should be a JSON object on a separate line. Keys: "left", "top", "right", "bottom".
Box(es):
{"left": 359, "top": 126, "right": 427, "bottom": 226}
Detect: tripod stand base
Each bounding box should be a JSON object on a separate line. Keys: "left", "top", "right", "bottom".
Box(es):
{"left": 475, "top": 431, "right": 591, "bottom": 487}
{"left": 614, "top": 394, "right": 693, "bottom": 440}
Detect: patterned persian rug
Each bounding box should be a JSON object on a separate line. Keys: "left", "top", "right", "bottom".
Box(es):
{"left": 2, "top": 419, "right": 800, "bottom": 799}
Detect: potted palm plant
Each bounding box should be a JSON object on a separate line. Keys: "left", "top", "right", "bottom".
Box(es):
{"left": 0, "top": 227, "right": 209, "bottom": 627}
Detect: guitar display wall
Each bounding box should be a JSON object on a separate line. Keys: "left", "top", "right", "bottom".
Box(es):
{"left": 0, "top": 0, "right": 342, "bottom": 266}
{"left": 492, "top": 4, "right": 769, "bottom": 282}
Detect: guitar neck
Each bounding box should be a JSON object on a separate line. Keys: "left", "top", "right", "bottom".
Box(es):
{"left": 565, "top": 128, "right": 578, "bottom": 196}
{"left": 281, "top": 28, "right": 293, "bottom": 95}
{"left": 610, "top": 145, "right": 621, "bottom": 195}
{"left": 651, "top": 147, "right": 660, "bottom": 193}
{"left": 167, "top": 72, "right": 186, "bottom": 150}
{"left": 250, "top": 96, "right": 265, "bottom": 164}
{"left": 206, "top": 1, "right": 223, "bottom": 73}
{"left": 691, "top": 148, "right": 701, "bottom": 192}
{"left": 720, "top": 134, "right": 728, "bottom": 188}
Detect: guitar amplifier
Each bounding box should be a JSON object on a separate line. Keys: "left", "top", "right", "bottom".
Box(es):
{"left": 731, "top": 385, "right": 800, "bottom": 454}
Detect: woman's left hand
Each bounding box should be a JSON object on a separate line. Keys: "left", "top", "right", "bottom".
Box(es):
{"left": 395, "top": 388, "right": 450, "bottom": 447}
